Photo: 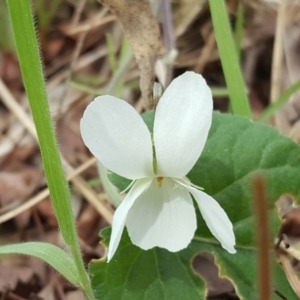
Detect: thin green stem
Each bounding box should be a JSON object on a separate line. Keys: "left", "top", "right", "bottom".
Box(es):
{"left": 258, "top": 79, "right": 300, "bottom": 122}
{"left": 6, "top": 0, "right": 94, "bottom": 298}
{"left": 209, "top": 0, "right": 251, "bottom": 118}
{"left": 211, "top": 87, "right": 229, "bottom": 97}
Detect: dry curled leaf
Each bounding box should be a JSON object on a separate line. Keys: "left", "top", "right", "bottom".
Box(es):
{"left": 278, "top": 208, "right": 300, "bottom": 249}
{"left": 275, "top": 195, "right": 300, "bottom": 249}
{"left": 100, "top": 0, "right": 164, "bottom": 109}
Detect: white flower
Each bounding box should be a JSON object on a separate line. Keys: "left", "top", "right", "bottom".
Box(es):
{"left": 80, "top": 71, "right": 236, "bottom": 261}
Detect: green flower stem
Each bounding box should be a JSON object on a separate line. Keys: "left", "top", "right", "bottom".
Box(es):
{"left": 209, "top": 0, "right": 251, "bottom": 118}
{"left": 6, "top": 0, "right": 94, "bottom": 298}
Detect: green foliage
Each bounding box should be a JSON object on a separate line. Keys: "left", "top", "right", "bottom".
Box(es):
{"left": 259, "top": 78, "right": 300, "bottom": 122}
{"left": 8, "top": 0, "right": 75, "bottom": 249}
{"left": 34, "top": 0, "right": 61, "bottom": 30}
{"left": 6, "top": 1, "right": 94, "bottom": 298}
{"left": 209, "top": 0, "right": 250, "bottom": 118}
{"left": 234, "top": 3, "right": 244, "bottom": 62}
{"left": 94, "top": 112, "right": 299, "bottom": 299}
{"left": 0, "top": 0, "right": 15, "bottom": 52}
{"left": 90, "top": 228, "right": 206, "bottom": 300}
{"left": 0, "top": 242, "right": 79, "bottom": 286}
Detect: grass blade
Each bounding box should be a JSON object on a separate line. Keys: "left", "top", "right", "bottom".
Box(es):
{"left": 209, "top": 0, "right": 251, "bottom": 118}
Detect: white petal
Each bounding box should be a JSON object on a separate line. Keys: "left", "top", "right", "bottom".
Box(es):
{"left": 154, "top": 72, "right": 213, "bottom": 177}
{"left": 107, "top": 178, "right": 153, "bottom": 261}
{"left": 126, "top": 178, "right": 196, "bottom": 251}
{"left": 80, "top": 96, "right": 154, "bottom": 180}
{"left": 182, "top": 183, "right": 236, "bottom": 253}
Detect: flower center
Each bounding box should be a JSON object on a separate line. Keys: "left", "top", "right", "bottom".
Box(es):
{"left": 156, "top": 176, "right": 164, "bottom": 187}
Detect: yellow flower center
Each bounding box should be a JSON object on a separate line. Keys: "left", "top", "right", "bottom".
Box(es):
{"left": 156, "top": 176, "right": 164, "bottom": 187}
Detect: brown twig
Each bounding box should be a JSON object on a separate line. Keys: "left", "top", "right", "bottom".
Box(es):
{"left": 253, "top": 175, "right": 271, "bottom": 300}
{"left": 270, "top": 0, "right": 287, "bottom": 127}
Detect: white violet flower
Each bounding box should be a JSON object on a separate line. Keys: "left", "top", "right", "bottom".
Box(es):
{"left": 80, "top": 71, "right": 236, "bottom": 261}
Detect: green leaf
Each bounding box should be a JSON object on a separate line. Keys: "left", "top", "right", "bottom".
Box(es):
{"left": 93, "top": 112, "right": 299, "bottom": 299}
{"left": 190, "top": 241, "right": 294, "bottom": 300}
{"left": 190, "top": 112, "right": 299, "bottom": 298}
{"left": 90, "top": 229, "right": 293, "bottom": 300}
{"left": 90, "top": 228, "right": 206, "bottom": 300}
{"left": 0, "top": 242, "right": 79, "bottom": 286}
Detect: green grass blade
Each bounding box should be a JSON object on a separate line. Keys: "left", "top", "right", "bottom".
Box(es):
{"left": 209, "top": 0, "right": 251, "bottom": 118}
{"left": 0, "top": 242, "right": 79, "bottom": 286}
{"left": 0, "top": 0, "right": 15, "bottom": 52}
{"left": 234, "top": 3, "right": 244, "bottom": 62}
{"left": 6, "top": 0, "right": 94, "bottom": 298}
{"left": 258, "top": 79, "right": 300, "bottom": 122}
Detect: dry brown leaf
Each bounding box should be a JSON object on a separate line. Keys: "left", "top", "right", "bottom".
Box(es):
{"left": 66, "top": 290, "right": 85, "bottom": 300}
{"left": 278, "top": 207, "right": 300, "bottom": 249}
{"left": 0, "top": 53, "right": 23, "bottom": 90}
{"left": 100, "top": 0, "right": 164, "bottom": 109}
{"left": 0, "top": 265, "right": 34, "bottom": 290}
{"left": 77, "top": 205, "right": 101, "bottom": 245}
{"left": 0, "top": 166, "right": 42, "bottom": 228}
{"left": 37, "top": 274, "right": 57, "bottom": 300}
{"left": 35, "top": 197, "right": 57, "bottom": 227}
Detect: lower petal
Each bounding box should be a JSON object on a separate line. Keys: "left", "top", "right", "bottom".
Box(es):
{"left": 126, "top": 178, "right": 196, "bottom": 252}
{"left": 107, "top": 178, "right": 153, "bottom": 261}
{"left": 181, "top": 183, "right": 236, "bottom": 254}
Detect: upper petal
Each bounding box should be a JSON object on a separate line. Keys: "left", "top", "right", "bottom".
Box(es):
{"left": 80, "top": 96, "right": 154, "bottom": 180}
{"left": 107, "top": 178, "right": 153, "bottom": 261}
{"left": 126, "top": 178, "right": 196, "bottom": 251}
{"left": 153, "top": 72, "right": 213, "bottom": 177}
{"left": 182, "top": 183, "right": 236, "bottom": 253}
